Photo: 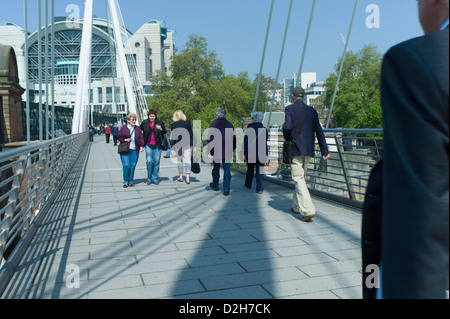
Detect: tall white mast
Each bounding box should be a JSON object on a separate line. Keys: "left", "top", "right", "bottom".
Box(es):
{"left": 72, "top": 0, "right": 93, "bottom": 134}
{"left": 107, "top": 0, "right": 139, "bottom": 122}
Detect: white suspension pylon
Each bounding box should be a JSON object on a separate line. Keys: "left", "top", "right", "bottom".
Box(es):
{"left": 107, "top": 0, "right": 139, "bottom": 122}
{"left": 73, "top": 0, "right": 142, "bottom": 134}
{"left": 72, "top": 0, "right": 93, "bottom": 134}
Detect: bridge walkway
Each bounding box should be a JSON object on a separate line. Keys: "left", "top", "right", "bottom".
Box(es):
{"left": 1, "top": 134, "right": 363, "bottom": 299}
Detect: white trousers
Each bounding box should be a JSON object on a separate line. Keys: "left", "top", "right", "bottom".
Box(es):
{"left": 177, "top": 147, "right": 192, "bottom": 174}
{"left": 291, "top": 155, "right": 315, "bottom": 216}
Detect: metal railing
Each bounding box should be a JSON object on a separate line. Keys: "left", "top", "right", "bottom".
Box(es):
{"left": 0, "top": 133, "right": 88, "bottom": 270}
{"left": 0, "top": 127, "right": 381, "bottom": 271}
{"left": 232, "top": 128, "right": 383, "bottom": 208}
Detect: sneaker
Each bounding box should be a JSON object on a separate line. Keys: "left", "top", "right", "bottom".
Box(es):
{"left": 256, "top": 190, "right": 263, "bottom": 194}
{"left": 123, "top": 183, "right": 128, "bottom": 188}
{"left": 154, "top": 181, "right": 159, "bottom": 185}
{"left": 147, "top": 180, "right": 152, "bottom": 185}
{"left": 223, "top": 191, "right": 229, "bottom": 196}
{"left": 128, "top": 182, "right": 134, "bottom": 187}
{"left": 209, "top": 183, "right": 219, "bottom": 191}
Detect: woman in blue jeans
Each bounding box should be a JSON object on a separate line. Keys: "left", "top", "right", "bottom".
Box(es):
{"left": 117, "top": 113, "right": 144, "bottom": 188}
{"left": 140, "top": 109, "right": 167, "bottom": 185}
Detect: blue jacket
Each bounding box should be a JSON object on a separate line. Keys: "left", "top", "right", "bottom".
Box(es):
{"left": 207, "top": 117, "right": 236, "bottom": 161}
{"left": 243, "top": 122, "right": 268, "bottom": 163}
{"left": 112, "top": 126, "right": 119, "bottom": 136}
{"left": 282, "top": 100, "right": 328, "bottom": 157}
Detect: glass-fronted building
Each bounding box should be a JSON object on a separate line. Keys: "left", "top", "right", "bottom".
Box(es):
{"left": 0, "top": 18, "right": 175, "bottom": 118}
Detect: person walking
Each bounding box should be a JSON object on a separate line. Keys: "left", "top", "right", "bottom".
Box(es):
{"left": 282, "top": 87, "right": 329, "bottom": 222}
{"left": 362, "top": 0, "right": 449, "bottom": 299}
{"left": 112, "top": 123, "right": 119, "bottom": 146}
{"left": 170, "top": 110, "right": 195, "bottom": 184}
{"left": 104, "top": 124, "right": 111, "bottom": 144}
{"left": 117, "top": 113, "right": 144, "bottom": 188}
{"left": 88, "top": 124, "right": 95, "bottom": 142}
{"left": 207, "top": 107, "right": 236, "bottom": 196}
{"left": 243, "top": 112, "right": 268, "bottom": 194}
{"left": 140, "top": 109, "right": 167, "bottom": 185}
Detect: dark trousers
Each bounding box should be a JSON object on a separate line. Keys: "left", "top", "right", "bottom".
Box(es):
{"left": 245, "top": 161, "right": 264, "bottom": 192}
{"left": 113, "top": 135, "right": 118, "bottom": 145}
{"left": 106, "top": 134, "right": 110, "bottom": 143}
{"left": 212, "top": 161, "right": 231, "bottom": 192}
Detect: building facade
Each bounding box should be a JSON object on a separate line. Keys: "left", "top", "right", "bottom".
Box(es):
{"left": 282, "top": 72, "right": 324, "bottom": 108}
{"left": 0, "top": 18, "right": 175, "bottom": 119}
{"left": 304, "top": 80, "right": 326, "bottom": 105}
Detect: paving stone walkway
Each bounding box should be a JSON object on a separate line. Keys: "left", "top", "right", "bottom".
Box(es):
{"left": 1, "top": 135, "right": 363, "bottom": 299}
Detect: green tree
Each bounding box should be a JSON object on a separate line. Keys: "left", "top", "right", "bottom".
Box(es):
{"left": 324, "top": 45, "right": 383, "bottom": 128}
{"left": 147, "top": 34, "right": 258, "bottom": 129}
{"left": 171, "top": 34, "right": 224, "bottom": 92}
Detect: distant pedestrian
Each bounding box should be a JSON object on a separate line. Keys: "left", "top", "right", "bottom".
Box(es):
{"left": 105, "top": 124, "right": 111, "bottom": 143}
{"left": 140, "top": 109, "right": 167, "bottom": 185}
{"left": 170, "top": 110, "right": 195, "bottom": 184}
{"left": 243, "top": 112, "right": 268, "bottom": 194}
{"left": 282, "top": 87, "right": 329, "bottom": 222}
{"left": 112, "top": 123, "right": 119, "bottom": 146}
{"left": 88, "top": 124, "right": 95, "bottom": 142}
{"left": 117, "top": 113, "right": 144, "bottom": 188}
{"left": 206, "top": 107, "right": 236, "bottom": 196}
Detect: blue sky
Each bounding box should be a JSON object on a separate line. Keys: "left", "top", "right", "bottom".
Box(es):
{"left": 1, "top": 0, "right": 424, "bottom": 82}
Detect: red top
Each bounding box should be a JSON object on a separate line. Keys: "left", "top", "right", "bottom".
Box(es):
{"left": 147, "top": 121, "right": 156, "bottom": 145}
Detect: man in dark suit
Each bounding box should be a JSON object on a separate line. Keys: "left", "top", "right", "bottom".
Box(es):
{"left": 283, "top": 87, "right": 329, "bottom": 222}
{"left": 362, "top": 0, "right": 449, "bottom": 299}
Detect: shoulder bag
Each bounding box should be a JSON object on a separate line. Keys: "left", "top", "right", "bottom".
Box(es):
{"left": 161, "top": 136, "right": 169, "bottom": 151}
{"left": 118, "top": 126, "right": 136, "bottom": 154}
{"left": 191, "top": 151, "right": 201, "bottom": 174}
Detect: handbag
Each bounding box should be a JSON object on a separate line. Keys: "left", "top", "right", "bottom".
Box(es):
{"left": 118, "top": 126, "right": 135, "bottom": 154}
{"left": 118, "top": 142, "right": 130, "bottom": 154}
{"left": 282, "top": 106, "right": 307, "bottom": 164}
{"left": 161, "top": 137, "right": 169, "bottom": 151}
{"left": 191, "top": 152, "right": 201, "bottom": 174}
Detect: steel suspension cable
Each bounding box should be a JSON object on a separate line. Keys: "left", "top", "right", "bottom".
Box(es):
{"left": 252, "top": 0, "right": 274, "bottom": 114}
{"left": 266, "top": 0, "right": 293, "bottom": 128}
{"left": 326, "top": 0, "right": 359, "bottom": 128}
{"left": 297, "top": 0, "right": 316, "bottom": 87}
{"left": 105, "top": 0, "right": 118, "bottom": 124}
{"left": 24, "top": 0, "right": 30, "bottom": 144}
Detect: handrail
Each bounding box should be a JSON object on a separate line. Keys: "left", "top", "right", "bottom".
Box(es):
{"left": 0, "top": 133, "right": 88, "bottom": 271}
{"left": 0, "top": 127, "right": 381, "bottom": 275}
{"left": 231, "top": 128, "right": 383, "bottom": 208}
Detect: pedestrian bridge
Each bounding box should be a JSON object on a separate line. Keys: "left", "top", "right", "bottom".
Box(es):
{"left": 0, "top": 130, "right": 379, "bottom": 299}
